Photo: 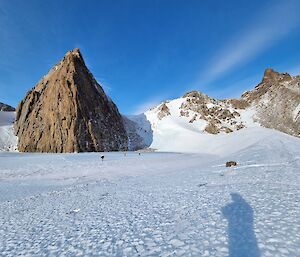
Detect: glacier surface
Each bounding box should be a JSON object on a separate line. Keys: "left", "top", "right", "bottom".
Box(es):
{"left": 0, "top": 127, "right": 300, "bottom": 256}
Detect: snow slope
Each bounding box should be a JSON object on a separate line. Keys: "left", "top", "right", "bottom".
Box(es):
{"left": 0, "top": 112, "right": 17, "bottom": 151}
{"left": 127, "top": 94, "right": 263, "bottom": 153}
{"left": 0, "top": 129, "right": 300, "bottom": 256}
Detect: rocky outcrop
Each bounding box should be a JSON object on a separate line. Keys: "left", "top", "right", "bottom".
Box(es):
{"left": 180, "top": 91, "right": 245, "bottom": 134}
{"left": 226, "top": 161, "right": 237, "bottom": 167}
{"left": 157, "top": 103, "right": 171, "bottom": 120}
{"left": 15, "top": 48, "right": 128, "bottom": 152}
{"left": 124, "top": 68, "right": 300, "bottom": 151}
{"left": 223, "top": 99, "right": 249, "bottom": 110}
{"left": 144, "top": 68, "right": 299, "bottom": 138}
{"left": 0, "top": 102, "right": 15, "bottom": 112}
{"left": 242, "top": 68, "right": 300, "bottom": 137}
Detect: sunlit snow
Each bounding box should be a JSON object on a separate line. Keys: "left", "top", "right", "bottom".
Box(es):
{"left": 1, "top": 121, "right": 300, "bottom": 256}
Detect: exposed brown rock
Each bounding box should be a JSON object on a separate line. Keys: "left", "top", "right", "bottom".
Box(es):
{"left": 242, "top": 69, "right": 300, "bottom": 137}
{"left": 242, "top": 69, "right": 293, "bottom": 102}
{"left": 236, "top": 123, "right": 245, "bottom": 130}
{"left": 180, "top": 68, "right": 300, "bottom": 137}
{"left": 221, "top": 126, "right": 233, "bottom": 133}
{"left": 204, "top": 122, "right": 219, "bottom": 134}
{"left": 14, "top": 48, "right": 128, "bottom": 152}
{"left": 226, "top": 161, "right": 237, "bottom": 167}
{"left": 224, "top": 99, "right": 249, "bottom": 109}
{"left": 217, "top": 109, "right": 235, "bottom": 120}
{"left": 180, "top": 109, "right": 189, "bottom": 117}
{"left": 157, "top": 103, "right": 170, "bottom": 120}
{"left": 183, "top": 90, "right": 211, "bottom": 100}
{"left": 262, "top": 68, "right": 292, "bottom": 83}
{"left": 180, "top": 90, "right": 245, "bottom": 135}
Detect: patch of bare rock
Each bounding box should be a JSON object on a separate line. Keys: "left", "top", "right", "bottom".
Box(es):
{"left": 14, "top": 48, "right": 128, "bottom": 153}
{"left": 0, "top": 102, "right": 15, "bottom": 112}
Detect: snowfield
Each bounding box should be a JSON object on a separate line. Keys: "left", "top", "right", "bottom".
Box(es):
{"left": 1, "top": 127, "right": 300, "bottom": 256}
{"left": 127, "top": 94, "right": 262, "bottom": 152}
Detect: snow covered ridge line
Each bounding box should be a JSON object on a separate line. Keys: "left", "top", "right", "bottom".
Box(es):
{"left": 126, "top": 68, "right": 300, "bottom": 151}
{"left": 1, "top": 67, "right": 300, "bottom": 153}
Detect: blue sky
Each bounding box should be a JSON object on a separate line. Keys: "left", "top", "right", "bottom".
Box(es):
{"left": 1, "top": 0, "right": 300, "bottom": 114}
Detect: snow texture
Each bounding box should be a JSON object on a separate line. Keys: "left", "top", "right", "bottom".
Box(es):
{"left": 1, "top": 127, "right": 300, "bottom": 256}
{"left": 0, "top": 112, "right": 17, "bottom": 151}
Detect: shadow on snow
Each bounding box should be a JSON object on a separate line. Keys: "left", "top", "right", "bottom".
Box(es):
{"left": 222, "top": 193, "right": 261, "bottom": 257}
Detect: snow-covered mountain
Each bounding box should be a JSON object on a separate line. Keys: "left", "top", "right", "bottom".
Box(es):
{"left": 125, "top": 95, "right": 262, "bottom": 154}
{"left": 0, "top": 111, "right": 18, "bottom": 151}
{"left": 1, "top": 68, "right": 299, "bottom": 153}
{"left": 1, "top": 70, "right": 300, "bottom": 256}
{"left": 126, "top": 69, "right": 300, "bottom": 152}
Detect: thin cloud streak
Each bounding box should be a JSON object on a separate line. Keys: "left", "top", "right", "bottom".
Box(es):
{"left": 95, "top": 77, "right": 113, "bottom": 94}
{"left": 206, "top": 74, "right": 262, "bottom": 100}
{"left": 201, "top": 0, "right": 300, "bottom": 85}
{"left": 131, "top": 98, "right": 163, "bottom": 115}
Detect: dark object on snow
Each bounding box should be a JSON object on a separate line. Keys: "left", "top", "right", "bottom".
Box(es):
{"left": 226, "top": 161, "right": 237, "bottom": 167}
{"left": 197, "top": 183, "right": 207, "bottom": 187}
{"left": 138, "top": 152, "right": 141, "bottom": 156}
{"left": 101, "top": 155, "right": 104, "bottom": 161}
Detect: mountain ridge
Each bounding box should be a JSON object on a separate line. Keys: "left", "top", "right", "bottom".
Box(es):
{"left": 14, "top": 48, "right": 128, "bottom": 153}
{"left": 0, "top": 102, "right": 15, "bottom": 112}
{"left": 1, "top": 57, "right": 299, "bottom": 153}
{"left": 126, "top": 68, "right": 300, "bottom": 151}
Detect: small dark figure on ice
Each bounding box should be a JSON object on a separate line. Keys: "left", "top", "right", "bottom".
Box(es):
{"left": 226, "top": 161, "right": 237, "bottom": 167}
{"left": 101, "top": 155, "right": 104, "bottom": 162}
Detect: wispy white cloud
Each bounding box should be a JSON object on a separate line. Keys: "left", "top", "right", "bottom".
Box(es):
{"left": 131, "top": 98, "right": 163, "bottom": 115}
{"left": 200, "top": 0, "right": 300, "bottom": 85}
{"left": 206, "top": 73, "right": 262, "bottom": 99}
{"left": 95, "top": 77, "right": 113, "bottom": 93}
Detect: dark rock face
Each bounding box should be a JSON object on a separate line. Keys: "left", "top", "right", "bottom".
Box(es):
{"left": 242, "top": 68, "right": 300, "bottom": 137}
{"left": 0, "top": 102, "right": 15, "bottom": 112}
{"left": 14, "top": 48, "right": 128, "bottom": 152}
{"left": 177, "top": 68, "right": 300, "bottom": 138}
